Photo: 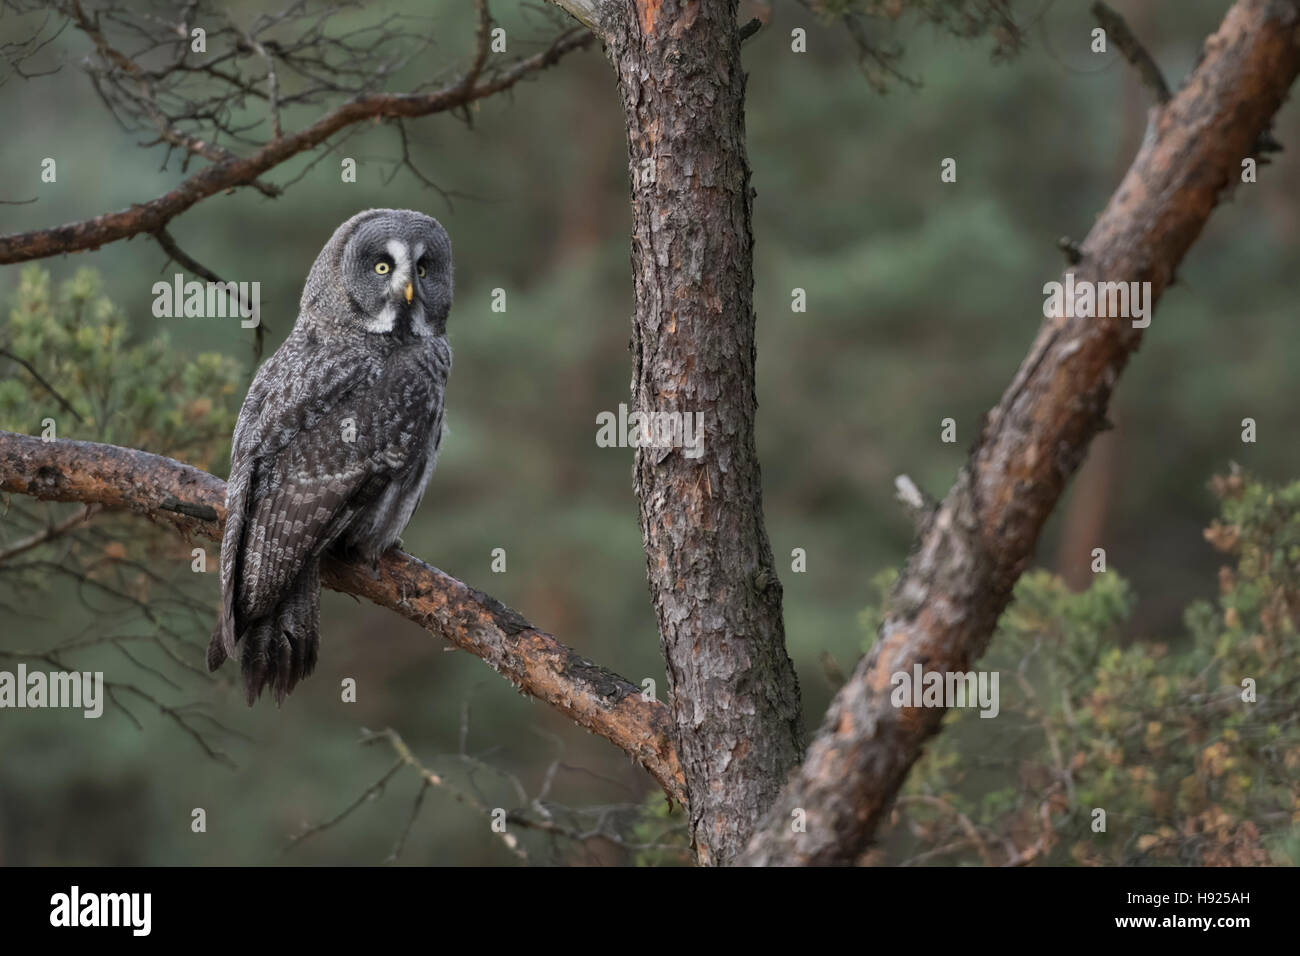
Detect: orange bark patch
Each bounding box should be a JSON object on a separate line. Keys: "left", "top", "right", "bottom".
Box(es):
{"left": 637, "top": 0, "right": 662, "bottom": 35}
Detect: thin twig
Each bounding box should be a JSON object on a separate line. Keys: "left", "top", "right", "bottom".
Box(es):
{"left": 1092, "top": 2, "right": 1171, "bottom": 105}
{"left": 0, "top": 504, "right": 97, "bottom": 563}
{"left": 0, "top": 348, "right": 85, "bottom": 423}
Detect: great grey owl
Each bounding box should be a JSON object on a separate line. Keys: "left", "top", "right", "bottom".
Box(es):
{"left": 208, "top": 208, "right": 453, "bottom": 704}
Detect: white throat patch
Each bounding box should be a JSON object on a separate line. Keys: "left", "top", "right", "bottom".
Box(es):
{"left": 363, "top": 239, "right": 412, "bottom": 334}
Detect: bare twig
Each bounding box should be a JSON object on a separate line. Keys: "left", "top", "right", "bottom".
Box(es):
{"left": 0, "top": 13, "right": 593, "bottom": 264}
{"left": 0, "top": 348, "right": 86, "bottom": 423}
{"left": 0, "top": 503, "right": 97, "bottom": 563}
{"left": 282, "top": 758, "right": 406, "bottom": 852}
{"left": 151, "top": 227, "right": 267, "bottom": 358}
{"left": 1092, "top": 2, "right": 1171, "bottom": 105}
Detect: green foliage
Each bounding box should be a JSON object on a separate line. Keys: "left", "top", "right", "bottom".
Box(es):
{"left": 628, "top": 794, "right": 692, "bottom": 867}
{"left": 0, "top": 268, "right": 245, "bottom": 747}
{"left": 0, "top": 266, "right": 242, "bottom": 471}
{"left": 867, "top": 470, "right": 1300, "bottom": 866}
{"left": 857, "top": 567, "right": 899, "bottom": 647}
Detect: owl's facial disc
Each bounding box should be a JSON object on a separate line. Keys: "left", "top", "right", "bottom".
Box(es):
{"left": 331, "top": 211, "right": 450, "bottom": 336}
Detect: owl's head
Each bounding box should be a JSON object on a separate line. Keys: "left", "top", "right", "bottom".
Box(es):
{"left": 303, "top": 208, "right": 454, "bottom": 337}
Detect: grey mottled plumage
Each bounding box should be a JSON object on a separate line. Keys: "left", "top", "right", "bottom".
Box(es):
{"left": 209, "top": 209, "right": 453, "bottom": 704}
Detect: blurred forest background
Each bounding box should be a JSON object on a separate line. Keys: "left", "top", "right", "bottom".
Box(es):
{"left": 0, "top": 0, "right": 1297, "bottom": 865}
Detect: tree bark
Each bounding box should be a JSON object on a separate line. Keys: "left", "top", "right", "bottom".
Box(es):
{"left": 0, "top": 430, "right": 686, "bottom": 805}
{"left": 740, "top": 0, "right": 1300, "bottom": 866}
{"left": 603, "top": 0, "right": 803, "bottom": 865}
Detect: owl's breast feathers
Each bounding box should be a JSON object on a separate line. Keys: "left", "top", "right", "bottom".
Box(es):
{"left": 209, "top": 328, "right": 450, "bottom": 702}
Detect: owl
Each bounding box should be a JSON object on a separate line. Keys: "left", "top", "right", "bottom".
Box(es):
{"left": 208, "top": 209, "right": 453, "bottom": 704}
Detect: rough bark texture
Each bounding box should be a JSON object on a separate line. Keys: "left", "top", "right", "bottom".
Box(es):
{"left": 740, "top": 0, "right": 1300, "bottom": 866}
{"left": 605, "top": 0, "right": 803, "bottom": 865}
{"left": 0, "top": 430, "right": 685, "bottom": 805}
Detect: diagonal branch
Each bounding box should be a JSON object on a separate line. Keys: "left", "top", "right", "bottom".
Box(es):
{"left": 1092, "top": 2, "right": 1171, "bottom": 105}
{"left": 0, "top": 428, "right": 686, "bottom": 806}
{"left": 0, "top": 347, "right": 86, "bottom": 423}
{"left": 739, "top": 0, "right": 1300, "bottom": 866}
{"left": 0, "top": 27, "right": 593, "bottom": 264}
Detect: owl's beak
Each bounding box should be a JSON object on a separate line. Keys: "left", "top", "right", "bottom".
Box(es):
{"left": 403, "top": 283, "right": 414, "bottom": 304}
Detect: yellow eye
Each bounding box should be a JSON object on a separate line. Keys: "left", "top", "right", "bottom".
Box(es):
{"left": 417, "top": 265, "right": 427, "bottom": 278}
{"left": 375, "top": 262, "right": 390, "bottom": 275}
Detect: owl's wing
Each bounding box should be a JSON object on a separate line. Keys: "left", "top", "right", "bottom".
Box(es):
{"left": 213, "top": 337, "right": 436, "bottom": 664}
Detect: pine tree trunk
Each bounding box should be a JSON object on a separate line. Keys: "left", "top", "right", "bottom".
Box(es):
{"left": 604, "top": 0, "right": 803, "bottom": 865}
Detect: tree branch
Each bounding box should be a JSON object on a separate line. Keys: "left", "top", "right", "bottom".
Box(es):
{"left": 0, "top": 429, "right": 686, "bottom": 806}
{"left": 0, "top": 26, "right": 593, "bottom": 264}
{"left": 549, "top": 0, "right": 606, "bottom": 37}
{"left": 1092, "top": 1, "right": 1171, "bottom": 105}
{"left": 739, "top": 0, "right": 1300, "bottom": 866}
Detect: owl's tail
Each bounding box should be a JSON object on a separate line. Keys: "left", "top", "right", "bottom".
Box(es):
{"left": 207, "top": 560, "right": 322, "bottom": 706}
